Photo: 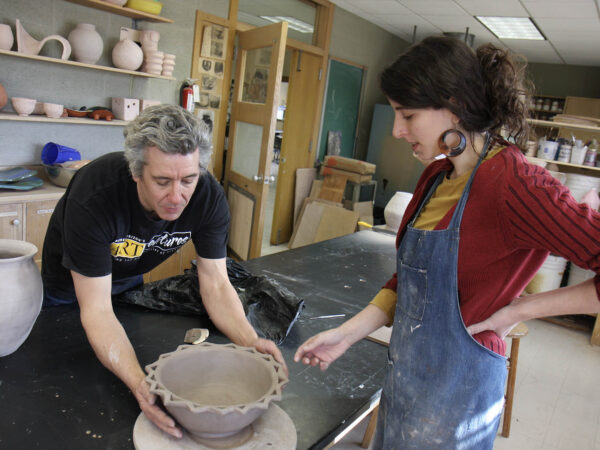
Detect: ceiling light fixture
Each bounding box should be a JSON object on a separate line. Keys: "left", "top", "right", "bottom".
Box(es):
{"left": 260, "top": 16, "right": 314, "bottom": 33}
{"left": 475, "top": 16, "right": 545, "bottom": 40}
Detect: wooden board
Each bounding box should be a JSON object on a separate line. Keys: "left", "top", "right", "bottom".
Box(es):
{"left": 318, "top": 173, "right": 347, "bottom": 203}
{"left": 227, "top": 185, "right": 255, "bottom": 260}
{"left": 289, "top": 199, "right": 359, "bottom": 249}
{"left": 320, "top": 166, "right": 372, "bottom": 184}
{"left": 324, "top": 155, "right": 376, "bottom": 174}
{"left": 366, "top": 326, "right": 392, "bottom": 346}
{"left": 294, "top": 168, "right": 317, "bottom": 226}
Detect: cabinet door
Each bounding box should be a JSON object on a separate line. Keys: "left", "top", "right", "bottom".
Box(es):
{"left": 26, "top": 200, "right": 58, "bottom": 268}
{"left": 0, "top": 203, "right": 24, "bottom": 241}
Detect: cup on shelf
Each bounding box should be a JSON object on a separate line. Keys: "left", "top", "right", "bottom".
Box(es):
{"left": 42, "top": 142, "right": 81, "bottom": 165}
{"left": 11, "top": 97, "right": 36, "bottom": 116}
{"left": 43, "top": 103, "right": 64, "bottom": 119}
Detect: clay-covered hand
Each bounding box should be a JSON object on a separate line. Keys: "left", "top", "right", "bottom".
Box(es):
{"left": 293, "top": 328, "right": 350, "bottom": 371}
{"left": 134, "top": 378, "right": 182, "bottom": 439}
{"left": 466, "top": 302, "right": 519, "bottom": 340}
{"left": 252, "top": 338, "right": 288, "bottom": 375}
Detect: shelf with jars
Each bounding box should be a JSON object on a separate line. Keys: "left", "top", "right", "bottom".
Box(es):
{"left": 529, "top": 95, "right": 565, "bottom": 122}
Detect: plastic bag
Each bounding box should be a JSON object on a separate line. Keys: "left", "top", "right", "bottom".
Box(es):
{"left": 114, "top": 259, "right": 304, "bottom": 344}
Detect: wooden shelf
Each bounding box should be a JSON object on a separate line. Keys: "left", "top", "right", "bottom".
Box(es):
{"left": 64, "top": 0, "right": 173, "bottom": 23}
{"left": 0, "top": 49, "right": 175, "bottom": 80}
{"left": 0, "top": 112, "right": 128, "bottom": 126}
{"left": 528, "top": 118, "right": 600, "bottom": 133}
{"left": 526, "top": 156, "right": 600, "bottom": 173}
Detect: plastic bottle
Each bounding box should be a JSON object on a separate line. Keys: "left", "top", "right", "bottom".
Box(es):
{"left": 584, "top": 139, "right": 598, "bottom": 167}
{"left": 557, "top": 139, "right": 572, "bottom": 162}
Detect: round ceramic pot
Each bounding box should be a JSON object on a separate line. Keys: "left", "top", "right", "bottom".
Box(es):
{"left": 0, "top": 83, "right": 7, "bottom": 110}
{"left": 384, "top": 191, "right": 413, "bottom": 232}
{"left": 0, "top": 24, "right": 14, "bottom": 51}
{"left": 146, "top": 343, "right": 288, "bottom": 443}
{"left": 68, "top": 23, "right": 103, "bottom": 64}
{"left": 112, "top": 39, "right": 143, "bottom": 70}
{"left": 0, "top": 240, "right": 43, "bottom": 357}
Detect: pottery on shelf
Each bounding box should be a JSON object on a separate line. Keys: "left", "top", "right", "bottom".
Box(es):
{"left": 112, "top": 39, "right": 143, "bottom": 71}
{"left": 384, "top": 191, "right": 413, "bottom": 232}
{"left": 146, "top": 343, "right": 288, "bottom": 445}
{"left": 0, "top": 83, "right": 7, "bottom": 110}
{"left": 15, "top": 19, "right": 71, "bottom": 60}
{"left": 11, "top": 97, "right": 36, "bottom": 116}
{"left": 0, "top": 24, "right": 14, "bottom": 50}
{"left": 43, "top": 103, "right": 64, "bottom": 119}
{"left": 32, "top": 101, "right": 45, "bottom": 115}
{"left": 0, "top": 240, "right": 43, "bottom": 357}
{"left": 139, "top": 29, "right": 160, "bottom": 52}
{"left": 67, "top": 23, "right": 103, "bottom": 64}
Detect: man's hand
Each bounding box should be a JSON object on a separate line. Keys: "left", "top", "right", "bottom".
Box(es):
{"left": 252, "top": 338, "right": 288, "bottom": 375}
{"left": 133, "top": 379, "right": 182, "bottom": 439}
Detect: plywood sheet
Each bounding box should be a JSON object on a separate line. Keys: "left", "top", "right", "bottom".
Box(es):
{"left": 324, "top": 155, "right": 376, "bottom": 174}
{"left": 227, "top": 185, "right": 254, "bottom": 260}
{"left": 294, "top": 168, "right": 317, "bottom": 226}
{"left": 319, "top": 173, "right": 347, "bottom": 203}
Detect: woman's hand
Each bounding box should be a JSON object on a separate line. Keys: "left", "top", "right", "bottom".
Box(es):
{"left": 294, "top": 328, "right": 351, "bottom": 371}
{"left": 466, "top": 302, "right": 519, "bottom": 340}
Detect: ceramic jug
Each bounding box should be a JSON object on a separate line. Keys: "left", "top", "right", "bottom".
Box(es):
{"left": 0, "top": 240, "right": 43, "bottom": 357}
{"left": 68, "top": 23, "right": 103, "bottom": 64}
{"left": 384, "top": 191, "right": 413, "bottom": 232}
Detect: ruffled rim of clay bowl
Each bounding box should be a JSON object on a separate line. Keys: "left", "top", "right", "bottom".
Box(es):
{"left": 145, "top": 343, "right": 287, "bottom": 416}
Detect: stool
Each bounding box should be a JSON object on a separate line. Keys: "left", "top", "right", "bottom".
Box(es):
{"left": 360, "top": 322, "right": 528, "bottom": 447}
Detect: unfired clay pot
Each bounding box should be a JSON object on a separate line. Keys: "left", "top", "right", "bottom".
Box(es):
{"left": 384, "top": 191, "right": 413, "bottom": 232}
{"left": 68, "top": 23, "right": 103, "bottom": 64}
{"left": 146, "top": 343, "right": 288, "bottom": 445}
{"left": 16, "top": 19, "right": 71, "bottom": 60}
{"left": 0, "top": 24, "right": 14, "bottom": 50}
{"left": 0, "top": 83, "right": 7, "bottom": 110}
{"left": 0, "top": 240, "right": 43, "bottom": 357}
{"left": 112, "top": 39, "right": 143, "bottom": 70}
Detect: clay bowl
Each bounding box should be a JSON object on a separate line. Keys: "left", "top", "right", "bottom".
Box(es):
{"left": 146, "top": 343, "right": 288, "bottom": 444}
{"left": 11, "top": 97, "right": 36, "bottom": 116}
{"left": 65, "top": 108, "right": 89, "bottom": 117}
{"left": 43, "top": 103, "right": 64, "bottom": 119}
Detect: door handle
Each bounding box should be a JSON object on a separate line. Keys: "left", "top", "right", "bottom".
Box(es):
{"left": 264, "top": 175, "right": 275, "bottom": 184}
{"left": 253, "top": 175, "right": 263, "bottom": 182}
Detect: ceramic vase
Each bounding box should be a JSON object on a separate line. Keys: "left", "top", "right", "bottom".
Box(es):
{"left": 68, "top": 23, "right": 103, "bottom": 64}
{"left": 384, "top": 191, "right": 413, "bottom": 232}
{"left": 0, "top": 24, "right": 14, "bottom": 50}
{"left": 0, "top": 240, "right": 43, "bottom": 357}
{"left": 112, "top": 39, "right": 143, "bottom": 70}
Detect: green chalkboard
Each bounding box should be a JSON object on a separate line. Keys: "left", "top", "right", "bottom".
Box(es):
{"left": 318, "top": 59, "right": 364, "bottom": 161}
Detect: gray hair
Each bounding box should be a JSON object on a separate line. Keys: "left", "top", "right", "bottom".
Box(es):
{"left": 123, "top": 104, "right": 212, "bottom": 178}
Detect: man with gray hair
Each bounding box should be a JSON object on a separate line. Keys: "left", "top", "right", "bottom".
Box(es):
{"left": 42, "top": 104, "right": 285, "bottom": 439}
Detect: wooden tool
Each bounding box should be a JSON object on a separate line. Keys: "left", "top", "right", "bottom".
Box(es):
{"left": 183, "top": 328, "right": 209, "bottom": 344}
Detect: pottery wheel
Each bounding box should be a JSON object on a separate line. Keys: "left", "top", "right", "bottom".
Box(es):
{"left": 133, "top": 404, "right": 296, "bottom": 450}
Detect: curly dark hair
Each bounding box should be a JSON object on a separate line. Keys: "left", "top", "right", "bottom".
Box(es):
{"left": 380, "top": 36, "right": 533, "bottom": 147}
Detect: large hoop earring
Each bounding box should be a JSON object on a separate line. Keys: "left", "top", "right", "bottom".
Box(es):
{"left": 438, "top": 129, "right": 467, "bottom": 157}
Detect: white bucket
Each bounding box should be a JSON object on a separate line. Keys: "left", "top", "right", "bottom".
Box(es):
{"left": 565, "top": 173, "right": 600, "bottom": 203}
{"left": 525, "top": 255, "right": 568, "bottom": 294}
{"left": 567, "top": 263, "right": 596, "bottom": 286}
{"left": 537, "top": 140, "right": 559, "bottom": 160}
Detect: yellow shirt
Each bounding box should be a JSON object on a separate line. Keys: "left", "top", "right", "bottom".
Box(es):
{"left": 370, "top": 147, "right": 503, "bottom": 324}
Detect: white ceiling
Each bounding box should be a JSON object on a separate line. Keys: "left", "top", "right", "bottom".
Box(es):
{"left": 329, "top": 0, "right": 600, "bottom": 66}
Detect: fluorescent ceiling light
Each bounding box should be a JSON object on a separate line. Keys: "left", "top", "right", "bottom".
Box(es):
{"left": 260, "top": 16, "right": 314, "bottom": 33}
{"left": 475, "top": 16, "right": 545, "bottom": 40}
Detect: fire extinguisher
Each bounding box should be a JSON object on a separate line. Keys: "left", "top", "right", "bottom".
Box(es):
{"left": 180, "top": 80, "right": 194, "bottom": 113}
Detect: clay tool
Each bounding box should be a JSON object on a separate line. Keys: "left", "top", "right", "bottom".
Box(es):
{"left": 358, "top": 221, "right": 397, "bottom": 235}
{"left": 183, "top": 328, "right": 209, "bottom": 344}
{"left": 309, "top": 314, "right": 346, "bottom": 320}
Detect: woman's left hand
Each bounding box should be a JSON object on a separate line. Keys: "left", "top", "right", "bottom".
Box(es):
{"left": 466, "top": 301, "right": 520, "bottom": 340}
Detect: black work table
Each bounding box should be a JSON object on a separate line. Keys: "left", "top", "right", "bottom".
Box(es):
{"left": 0, "top": 231, "right": 396, "bottom": 450}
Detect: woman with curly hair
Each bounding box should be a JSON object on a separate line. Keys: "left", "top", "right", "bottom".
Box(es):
{"left": 295, "top": 36, "right": 600, "bottom": 448}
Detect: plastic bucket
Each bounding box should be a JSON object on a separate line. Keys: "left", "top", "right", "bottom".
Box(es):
{"left": 565, "top": 173, "right": 600, "bottom": 203}
{"left": 525, "top": 255, "right": 567, "bottom": 294}
{"left": 567, "top": 263, "right": 595, "bottom": 286}
{"left": 42, "top": 142, "right": 81, "bottom": 165}
{"left": 537, "top": 140, "right": 559, "bottom": 160}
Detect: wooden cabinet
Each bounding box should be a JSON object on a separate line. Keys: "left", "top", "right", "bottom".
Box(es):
{"left": 0, "top": 203, "right": 24, "bottom": 241}
{"left": 143, "top": 240, "right": 197, "bottom": 282}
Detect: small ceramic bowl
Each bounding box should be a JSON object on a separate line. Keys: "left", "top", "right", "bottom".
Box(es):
{"left": 33, "top": 101, "right": 45, "bottom": 115}
{"left": 11, "top": 97, "right": 36, "bottom": 116}
{"left": 43, "top": 103, "right": 64, "bottom": 119}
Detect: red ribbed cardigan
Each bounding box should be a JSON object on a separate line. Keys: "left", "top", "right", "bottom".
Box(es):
{"left": 384, "top": 145, "right": 600, "bottom": 355}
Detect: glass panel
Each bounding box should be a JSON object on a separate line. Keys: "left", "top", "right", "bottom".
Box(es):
{"left": 242, "top": 47, "right": 271, "bottom": 104}
{"left": 232, "top": 121, "right": 263, "bottom": 179}
{"left": 237, "top": 0, "right": 316, "bottom": 45}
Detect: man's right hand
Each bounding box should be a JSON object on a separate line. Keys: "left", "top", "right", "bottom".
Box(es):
{"left": 134, "top": 378, "right": 182, "bottom": 439}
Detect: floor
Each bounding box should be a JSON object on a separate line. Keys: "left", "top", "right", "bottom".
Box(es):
{"left": 332, "top": 318, "right": 600, "bottom": 450}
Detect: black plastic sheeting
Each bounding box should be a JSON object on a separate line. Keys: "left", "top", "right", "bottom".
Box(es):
{"left": 114, "top": 259, "right": 304, "bottom": 344}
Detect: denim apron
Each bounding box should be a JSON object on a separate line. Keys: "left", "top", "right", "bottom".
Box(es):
{"left": 373, "top": 148, "right": 507, "bottom": 449}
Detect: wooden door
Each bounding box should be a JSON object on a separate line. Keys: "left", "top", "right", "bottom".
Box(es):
{"left": 270, "top": 50, "right": 323, "bottom": 245}
{"left": 224, "top": 22, "right": 287, "bottom": 260}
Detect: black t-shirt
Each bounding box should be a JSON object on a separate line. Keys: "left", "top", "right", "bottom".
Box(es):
{"left": 42, "top": 152, "right": 230, "bottom": 298}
